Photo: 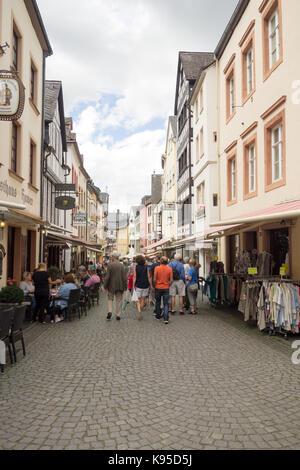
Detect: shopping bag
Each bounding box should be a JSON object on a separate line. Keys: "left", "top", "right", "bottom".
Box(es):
{"left": 0, "top": 340, "right": 5, "bottom": 365}
{"left": 132, "top": 289, "right": 139, "bottom": 302}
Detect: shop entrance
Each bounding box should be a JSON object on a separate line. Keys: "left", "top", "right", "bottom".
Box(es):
{"left": 7, "top": 226, "right": 22, "bottom": 284}
{"left": 228, "top": 234, "right": 240, "bottom": 274}
{"left": 267, "top": 227, "right": 289, "bottom": 275}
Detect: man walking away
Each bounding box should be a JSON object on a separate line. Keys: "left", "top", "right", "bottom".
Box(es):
{"left": 169, "top": 254, "right": 186, "bottom": 315}
{"left": 104, "top": 253, "right": 127, "bottom": 321}
{"left": 154, "top": 257, "right": 173, "bottom": 325}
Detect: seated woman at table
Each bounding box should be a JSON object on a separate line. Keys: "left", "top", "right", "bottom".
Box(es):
{"left": 85, "top": 269, "right": 100, "bottom": 291}
{"left": 51, "top": 274, "right": 78, "bottom": 323}
{"left": 20, "top": 272, "right": 36, "bottom": 313}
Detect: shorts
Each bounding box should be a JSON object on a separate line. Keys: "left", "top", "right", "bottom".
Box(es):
{"left": 135, "top": 287, "right": 150, "bottom": 299}
{"left": 169, "top": 280, "right": 185, "bottom": 297}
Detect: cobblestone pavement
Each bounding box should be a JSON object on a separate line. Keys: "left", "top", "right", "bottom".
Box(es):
{"left": 1, "top": 295, "right": 300, "bottom": 451}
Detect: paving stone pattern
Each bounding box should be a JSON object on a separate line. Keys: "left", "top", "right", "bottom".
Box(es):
{"left": 1, "top": 296, "right": 300, "bottom": 450}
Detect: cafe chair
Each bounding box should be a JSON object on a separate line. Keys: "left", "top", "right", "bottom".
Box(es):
{"left": 64, "top": 289, "right": 81, "bottom": 321}
{"left": 10, "top": 305, "right": 27, "bottom": 363}
{"left": 0, "top": 307, "right": 14, "bottom": 373}
{"left": 89, "top": 283, "right": 101, "bottom": 307}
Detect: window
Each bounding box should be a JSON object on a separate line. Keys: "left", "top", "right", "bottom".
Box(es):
{"left": 213, "top": 194, "right": 218, "bottom": 207}
{"left": 226, "top": 65, "right": 236, "bottom": 121}
{"left": 200, "top": 127, "right": 204, "bottom": 157}
{"left": 12, "top": 30, "right": 19, "bottom": 71}
{"left": 178, "top": 148, "right": 188, "bottom": 176}
{"left": 197, "top": 182, "right": 205, "bottom": 205}
{"left": 264, "top": 109, "right": 286, "bottom": 192}
{"left": 227, "top": 153, "right": 237, "bottom": 204}
{"left": 195, "top": 97, "right": 199, "bottom": 122}
{"left": 271, "top": 124, "right": 283, "bottom": 182}
{"left": 196, "top": 135, "right": 199, "bottom": 162}
{"left": 262, "top": 0, "right": 282, "bottom": 80}
{"left": 229, "top": 77, "right": 234, "bottom": 115}
{"left": 231, "top": 158, "right": 236, "bottom": 200}
{"left": 30, "top": 62, "right": 37, "bottom": 103}
{"left": 200, "top": 87, "right": 203, "bottom": 113}
{"left": 246, "top": 47, "right": 254, "bottom": 95}
{"left": 269, "top": 9, "right": 280, "bottom": 68}
{"left": 243, "top": 135, "right": 257, "bottom": 200}
{"left": 29, "top": 141, "right": 36, "bottom": 185}
{"left": 248, "top": 144, "right": 256, "bottom": 193}
{"left": 11, "top": 123, "right": 18, "bottom": 173}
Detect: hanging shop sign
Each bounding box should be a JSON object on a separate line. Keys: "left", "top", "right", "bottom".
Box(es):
{"left": 55, "top": 196, "right": 75, "bottom": 211}
{"left": 196, "top": 205, "right": 206, "bottom": 219}
{"left": 0, "top": 70, "right": 25, "bottom": 121}
{"left": 73, "top": 213, "right": 87, "bottom": 226}
{"left": 55, "top": 183, "right": 76, "bottom": 193}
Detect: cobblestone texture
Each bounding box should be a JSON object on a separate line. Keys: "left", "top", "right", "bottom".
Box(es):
{"left": 1, "top": 296, "right": 300, "bottom": 450}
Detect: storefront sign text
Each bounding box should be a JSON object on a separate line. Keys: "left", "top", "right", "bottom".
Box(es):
{"left": 0, "top": 180, "right": 17, "bottom": 198}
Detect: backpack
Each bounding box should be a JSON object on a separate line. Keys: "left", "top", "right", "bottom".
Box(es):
{"left": 171, "top": 263, "right": 180, "bottom": 281}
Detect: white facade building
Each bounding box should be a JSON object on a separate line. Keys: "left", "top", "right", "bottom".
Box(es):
{"left": 190, "top": 61, "right": 219, "bottom": 276}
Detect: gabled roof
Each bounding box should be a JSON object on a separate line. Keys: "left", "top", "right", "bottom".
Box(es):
{"left": 180, "top": 52, "right": 215, "bottom": 81}
{"left": 44, "top": 81, "right": 67, "bottom": 152}
{"left": 174, "top": 51, "right": 215, "bottom": 115}
{"left": 215, "top": 0, "right": 250, "bottom": 59}
{"left": 24, "top": 0, "right": 53, "bottom": 56}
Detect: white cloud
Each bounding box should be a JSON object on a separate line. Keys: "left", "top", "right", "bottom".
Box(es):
{"left": 74, "top": 106, "right": 166, "bottom": 211}
{"left": 37, "top": 0, "right": 239, "bottom": 209}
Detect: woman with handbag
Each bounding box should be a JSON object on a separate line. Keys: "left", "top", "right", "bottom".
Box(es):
{"left": 187, "top": 259, "right": 199, "bottom": 315}
{"left": 133, "top": 255, "right": 153, "bottom": 321}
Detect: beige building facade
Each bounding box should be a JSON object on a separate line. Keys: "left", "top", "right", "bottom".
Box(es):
{"left": 213, "top": 0, "right": 300, "bottom": 278}
{"left": 0, "top": 0, "right": 52, "bottom": 287}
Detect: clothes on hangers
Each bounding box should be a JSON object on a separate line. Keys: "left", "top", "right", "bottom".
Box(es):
{"left": 234, "top": 250, "right": 273, "bottom": 276}
{"left": 239, "top": 279, "right": 300, "bottom": 333}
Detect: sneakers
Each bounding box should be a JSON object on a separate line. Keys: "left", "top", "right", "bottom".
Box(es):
{"left": 107, "top": 312, "right": 112, "bottom": 321}
{"left": 165, "top": 321, "right": 169, "bottom": 325}
{"left": 116, "top": 316, "right": 121, "bottom": 321}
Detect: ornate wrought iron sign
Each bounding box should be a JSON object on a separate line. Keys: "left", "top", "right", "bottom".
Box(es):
{"left": 0, "top": 70, "right": 25, "bottom": 121}
{"left": 55, "top": 196, "right": 75, "bottom": 211}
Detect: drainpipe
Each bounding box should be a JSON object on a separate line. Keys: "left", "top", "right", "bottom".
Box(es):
{"left": 39, "top": 52, "right": 46, "bottom": 263}
{"left": 188, "top": 87, "right": 193, "bottom": 238}
{"left": 216, "top": 58, "right": 222, "bottom": 265}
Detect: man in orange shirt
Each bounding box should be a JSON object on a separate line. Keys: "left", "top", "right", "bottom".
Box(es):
{"left": 153, "top": 257, "right": 173, "bottom": 324}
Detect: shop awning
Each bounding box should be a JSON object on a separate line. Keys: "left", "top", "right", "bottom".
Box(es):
{"left": 210, "top": 200, "right": 300, "bottom": 228}
{"left": 170, "top": 234, "right": 196, "bottom": 249}
{"left": 46, "top": 231, "right": 85, "bottom": 247}
{"left": 84, "top": 245, "right": 102, "bottom": 254}
{"left": 205, "top": 225, "right": 241, "bottom": 239}
{"left": 9, "top": 209, "right": 50, "bottom": 227}
{"left": 146, "top": 238, "right": 170, "bottom": 251}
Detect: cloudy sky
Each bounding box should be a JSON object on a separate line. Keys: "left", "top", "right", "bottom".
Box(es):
{"left": 38, "top": 0, "right": 238, "bottom": 212}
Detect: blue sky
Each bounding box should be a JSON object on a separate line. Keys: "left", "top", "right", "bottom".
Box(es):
{"left": 38, "top": 0, "right": 239, "bottom": 211}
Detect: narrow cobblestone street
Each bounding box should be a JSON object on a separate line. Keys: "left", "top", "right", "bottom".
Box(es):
{"left": 1, "top": 295, "right": 300, "bottom": 451}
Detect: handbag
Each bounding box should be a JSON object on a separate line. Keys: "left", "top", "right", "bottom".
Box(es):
{"left": 131, "top": 289, "right": 139, "bottom": 302}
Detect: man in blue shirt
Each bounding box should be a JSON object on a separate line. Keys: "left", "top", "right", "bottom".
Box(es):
{"left": 169, "top": 254, "right": 186, "bottom": 315}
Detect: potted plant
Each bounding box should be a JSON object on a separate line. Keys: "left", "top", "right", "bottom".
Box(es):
{"left": 48, "top": 266, "right": 62, "bottom": 282}
{"left": 0, "top": 280, "right": 24, "bottom": 306}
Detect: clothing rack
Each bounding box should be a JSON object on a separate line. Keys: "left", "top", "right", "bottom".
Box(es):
{"left": 242, "top": 277, "right": 300, "bottom": 339}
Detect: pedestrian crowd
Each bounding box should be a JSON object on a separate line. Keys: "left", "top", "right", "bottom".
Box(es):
{"left": 104, "top": 252, "right": 202, "bottom": 325}
{"left": 18, "top": 254, "right": 201, "bottom": 326}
